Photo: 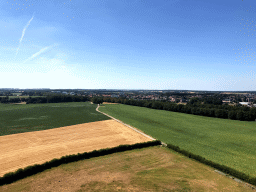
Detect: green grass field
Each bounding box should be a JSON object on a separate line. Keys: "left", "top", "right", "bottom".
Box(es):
{"left": 0, "top": 146, "right": 253, "bottom": 192}
{"left": 99, "top": 104, "right": 256, "bottom": 177}
{"left": 0, "top": 102, "right": 110, "bottom": 136}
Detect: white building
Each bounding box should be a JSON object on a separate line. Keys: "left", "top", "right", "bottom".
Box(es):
{"left": 239, "top": 102, "right": 250, "bottom": 106}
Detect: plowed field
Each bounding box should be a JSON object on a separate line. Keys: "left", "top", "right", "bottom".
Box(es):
{"left": 0, "top": 119, "right": 152, "bottom": 177}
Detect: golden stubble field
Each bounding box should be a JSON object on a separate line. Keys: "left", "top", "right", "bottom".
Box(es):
{"left": 1, "top": 146, "right": 254, "bottom": 192}
{"left": 0, "top": 119, "right": 152, "bottom": 177}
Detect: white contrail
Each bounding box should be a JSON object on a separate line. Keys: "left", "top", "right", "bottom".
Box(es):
{"left": 16, "top": 13, "right": 35, "bottom": 56}
{"left": 22, "top": 44, "right": 58, "bottom": 64}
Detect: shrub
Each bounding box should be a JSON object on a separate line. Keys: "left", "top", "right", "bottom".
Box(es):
{"left": 228, "top": 111, "right": 237, "bottom": 120}
{"left": 236, "top": 110, "right": 245, "bottom": 121}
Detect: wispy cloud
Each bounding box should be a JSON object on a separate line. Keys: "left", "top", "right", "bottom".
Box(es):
{"left": 22, "top": 43, "right": 58, "bottom": 64}
{"left": 16, "top": 13, "right": 35, "bottom": 57}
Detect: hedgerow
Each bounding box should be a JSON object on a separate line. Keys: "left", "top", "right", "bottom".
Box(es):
{"left": 0, "top": 140, "right": 161, "bottom": 186}
{"left": 166, "top": 143, "right": 256, "bottom": 186}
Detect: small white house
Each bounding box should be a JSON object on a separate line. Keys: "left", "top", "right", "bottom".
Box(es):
{"left": 239, "top": 102, "right": 250, "bottom": 106}
{"left": 222, "top": 99, "right": 231, "bottom": 103}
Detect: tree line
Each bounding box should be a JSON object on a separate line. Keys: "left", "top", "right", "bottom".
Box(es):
{"left": 26, "top": 95, "right": 89, "bottom": 104}
{"left": 0, "top": 95, "right": 89, "bottom": 104}
{"left": 0, "top": 97, "right": 26, "bottom": 103}
{"left": 92, "top": 97, "right": 104, "bottom": 104}
{"left": 101, "top": 97, "right": 256, "bottom": 121}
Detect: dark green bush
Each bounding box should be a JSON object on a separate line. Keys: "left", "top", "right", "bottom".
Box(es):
{"left": 236, "top": 110, "right": 245, "bottom": 121}
{"left": 228, "top": 111, "right": 237, "bottom": 120}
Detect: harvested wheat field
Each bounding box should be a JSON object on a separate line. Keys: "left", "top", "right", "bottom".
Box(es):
{"left": 1, "top": 146, "right": 254, "bottom": 192}
{"left": 0, "top": 119, "right": 152, "bottom": 177}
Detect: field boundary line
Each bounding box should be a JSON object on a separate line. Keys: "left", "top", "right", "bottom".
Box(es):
{"left": 96, "top": 104, "right": 166, "bottom": 146}
{"left": 214, "top": 170, "right": 256, "bottom": 190}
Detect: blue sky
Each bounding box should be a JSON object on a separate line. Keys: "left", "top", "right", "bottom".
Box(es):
{"left": 0, "top": 0, "right": 255, "bottom": 91}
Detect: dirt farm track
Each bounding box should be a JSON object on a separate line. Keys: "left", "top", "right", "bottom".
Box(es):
{"left": 0, "top": 120, "right": 152, "bottom": 177}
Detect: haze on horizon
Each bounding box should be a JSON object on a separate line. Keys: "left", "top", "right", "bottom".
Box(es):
{"left": 0, "top": 0, "right": 255, "bottom": 91}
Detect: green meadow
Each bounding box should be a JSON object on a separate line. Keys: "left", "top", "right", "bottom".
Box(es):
{"left": 0, "top": 102, "right": 110, "bottom": 136}
{"left": 99, "top": 104, "right": 256, "bottom": 177}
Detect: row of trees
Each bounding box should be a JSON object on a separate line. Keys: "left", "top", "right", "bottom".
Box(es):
{"left": 92, "top": 97, "right": 104, "bottom": 104}
{"left": 101, "top": 97, "right": 256, "bottom": 121}
{"left": 0, "top": 97, "right": 11, "bottom": 103}
{"left": 167, "top": 143, "right": 256, "bottom": 186}
{"left": 189, "top": 95, "right": 256, "bottom": 105}
{"left": 188, "top": 95, "right": 223, "bottom": 105}
{"left": 187, "top": 98, "right": 253, "bottom": 112}
{"left": 26, "top": 95, "right": 89, "bottom": 104}
{"left": 0, "top": 95, "right": 89, "bottom": 104}
{"left": 0, "top": 97, "right": 27, "bottom": 103}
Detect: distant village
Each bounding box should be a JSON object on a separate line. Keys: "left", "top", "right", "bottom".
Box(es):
{"left": 1, "top": 88, "right": 255, "bottom": 107}
{"left": 91, "top": 91, "right": 256, "bottom": 107}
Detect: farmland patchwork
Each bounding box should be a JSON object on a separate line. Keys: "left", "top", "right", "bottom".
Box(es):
{"left": 99, "top": 104, "right": 256, "bottom": 177}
